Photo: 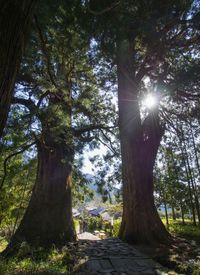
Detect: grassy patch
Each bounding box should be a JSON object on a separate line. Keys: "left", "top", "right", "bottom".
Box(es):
{"left": 0, "top": 242, "right": 74, "bottom": 274}
{"left": 162, "top": 218, "right": 200, "bottom": 238}
{"left": 169, "top": 223, "right": 200, "bottom": 238}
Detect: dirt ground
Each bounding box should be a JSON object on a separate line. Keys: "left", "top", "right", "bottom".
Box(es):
{"left": 136, "top": 234, "right": 200, "bottom": 274}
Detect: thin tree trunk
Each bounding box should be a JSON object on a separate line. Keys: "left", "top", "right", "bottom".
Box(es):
{"left": 0, "top": 0, "right": 36, "bottom": 138}
{"left": 188, "top": 154, "right": 200, "bottom": 226}
{"left": 180, "top": 202, "right": 185, "bottom": 225}
{"left": 190, "top": 126, "right": 200, "bottom": 177}
{"left": 171, "top": 206, "right": 176, "bottom": 220}
{"left": 117, "top": 38, "right": 170, "bottom": 244}
{"left": 178, "top": 132, "right": 196, "bottom": 226}
{"left": 164, "top": 200, "right": 169, "bottom": 227}
{"left": 186, "top": 143, "right": 200, "bottom": 226}
{"left": 183, "top": 157, "right": 196, "bottom": 225}
{"left": 180, "top": 127, "right": 200, "bottom": 225}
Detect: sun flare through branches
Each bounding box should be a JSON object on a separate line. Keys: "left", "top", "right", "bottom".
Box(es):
{"left": 142, "top": 94, "right": 158, "bottom": 110}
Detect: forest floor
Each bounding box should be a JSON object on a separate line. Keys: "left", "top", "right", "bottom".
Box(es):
{"left": 137, "top": 219, "right": 200, "bottom": 274}
{"left": 136, "top": 234, "right": 200, "bottom": 275}
{"left": 0, "top": 220, "right": 199, "bottom": 274}
{"left": 70, "top": 221, "right": 200, "bottom": 275}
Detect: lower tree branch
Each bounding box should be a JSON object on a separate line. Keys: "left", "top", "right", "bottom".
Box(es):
{"left": 0, "top": 141, "right": 36, "bottom": 191}
{"left": 72, "top": 124, "right": 116, "bottom": 137}
{"left": 12, "top": 97, "right": 36, "bottom": 111}
{"left": 87, "top": 1, "right": 120, "bottom": 15}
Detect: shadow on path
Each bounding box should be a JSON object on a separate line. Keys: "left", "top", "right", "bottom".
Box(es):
{"left": 69, "top": 238, "right": 172, "bottom": 275}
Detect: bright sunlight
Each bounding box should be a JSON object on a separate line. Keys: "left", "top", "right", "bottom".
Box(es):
{"left": 142, "top": 94, "right": 158, "bottom": 110}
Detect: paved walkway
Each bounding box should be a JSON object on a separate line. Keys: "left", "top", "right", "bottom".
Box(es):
{"left": 69, "top": 238, "right": 174, "bottom": 275}
{"left": 78, "top": 232, "right": 100, "bottom": 240}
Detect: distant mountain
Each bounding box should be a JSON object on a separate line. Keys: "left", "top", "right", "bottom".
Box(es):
{"left": 83, "top": 173, "right": 121, "bottom": 203}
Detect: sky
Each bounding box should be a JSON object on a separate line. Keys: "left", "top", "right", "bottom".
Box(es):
{"left": 82, "top": 144, "right": 107, "bottom": 175}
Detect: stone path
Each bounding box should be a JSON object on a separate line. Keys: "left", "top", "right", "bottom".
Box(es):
{"left": 68, "top": 238, "right": 174, "bottom": 275}
{"left": 78, "top": 232, "right": 100, "bottom": 241}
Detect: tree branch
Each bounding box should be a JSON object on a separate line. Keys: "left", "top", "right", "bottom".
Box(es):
{"left": 12, "top": 97, "right": 36, "bottom": 111}
{"left": 160, "top": 109, "right": 179, "bottom": 134}
{"left": 0, "top": 141, "right": 36, "bottom": 190}
{"left": 96, "top": 136, "right": 116, "bottom": 155}
{"left": 88, "top": 1, "right": 120, "bottom": 16}
{"left": 37, "top": 90, "right": 50, "bottom": 107}
{"left": 34, "top": 15, "right": 59, "bottom": 90}
{"left": 73, "top": 124, "right": 116, "bottom": 137}
{"left": 100, "top": 129, "right": 118, "bottom": 155}
{"left": 176, "top": 90, "right": 200, "bottom": 101}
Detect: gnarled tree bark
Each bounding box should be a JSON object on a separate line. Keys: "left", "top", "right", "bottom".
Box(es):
{"left": 3, "top": 135, "right": 76, "bottom": 254}
{"left": 0, "top": 0, "right": 36, "bottom": 138}
{"left": 3, "top": 93, "right": 76, "bottom": 255}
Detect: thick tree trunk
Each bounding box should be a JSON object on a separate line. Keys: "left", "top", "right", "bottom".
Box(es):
{"left": 4, "top": 135, "right": 75, "bottom": 252}
{"left": 117, "top": 39, "right": 170, "bottom": 244}
{"left": 0, "top": 0, "right": 36, "bottom": 138}
{"left": 3, "top": 91, "right": 76, "bottom": 254}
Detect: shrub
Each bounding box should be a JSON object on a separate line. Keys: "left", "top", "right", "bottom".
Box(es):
{"left": 112, "top": 218, "right": 121, "bottom": 237}
{"left": 87, "top": 216, "right": 103, "bottom": 232}
{"left": 74, "top": 219, "right": 80, "bottom": 233}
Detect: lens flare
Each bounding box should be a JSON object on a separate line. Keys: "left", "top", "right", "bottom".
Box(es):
{"left": 143, "top": 94, "right": 157, "bottom": 109}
